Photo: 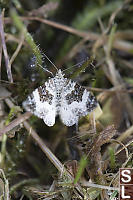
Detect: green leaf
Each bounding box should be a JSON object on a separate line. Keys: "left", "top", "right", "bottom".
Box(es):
{"left": 73, "top": 155, "right": 88, "bottom": 184}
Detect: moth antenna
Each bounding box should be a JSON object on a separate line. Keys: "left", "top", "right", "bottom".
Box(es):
{"left": 38, "top": 63, "right": 54, "bottom": 77}
{"left": 62, "top": 59, "right": 87, "bottom": 73}
{"left": 42, "top": 52, "right": 58, "bottom": 71}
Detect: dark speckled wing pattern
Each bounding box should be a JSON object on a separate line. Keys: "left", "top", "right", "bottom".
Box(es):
{"left": 60, "top": 81, "right": 97, "bottom": 126}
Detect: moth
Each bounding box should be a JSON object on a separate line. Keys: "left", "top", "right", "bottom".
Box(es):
{"left": 23, "top": 57, "right": 98, "bottom": 126}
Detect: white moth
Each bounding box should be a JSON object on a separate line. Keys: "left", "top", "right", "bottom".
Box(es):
{"left": 23, "top": 69, "right": 97, "bottom": 126}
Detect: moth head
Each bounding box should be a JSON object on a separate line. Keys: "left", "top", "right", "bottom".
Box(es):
{"left": 56, "top": 69, "right": 64, "bottom": 79}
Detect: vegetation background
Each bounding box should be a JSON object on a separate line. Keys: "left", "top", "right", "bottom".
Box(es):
{"left": 0, "top": 0, "right": 133, "bottom": 199}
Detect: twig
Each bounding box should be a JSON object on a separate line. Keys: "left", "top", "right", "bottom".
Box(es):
{"left": 0, "top": 10, "right": 13, "bottom": 82}
{"left": 5, "top": 33, "right": 27, "bottom": 45}
{"left": 103, "top": 126, "right": 133, "bottom": 159}
{"left": 10, "top": 179, "right": 38, "bottom": 195}
{"left": 81, "top": 180, "right": 119, "bottom": 191}
{"left": 19, "top": 17, "right": 133, "bottom": 54}
{"left": 24, "top": 120, "right": 64, "bottom": 172}
{"left": 10, "top": 33, "right": 24, "bottom": 65}
{"left": 0, "top": 169, "right": 10, "bottom": 200}
{"left": 5, "top": 16, "right": 133, "bottom": 54}
{"left": 87, "top": 85, "right": 133, "bottom": 93}
{"left": 0, "top": 111, "right": 32, "bottom": 136}
{"left": 11, "top": 16, "right": 97, "bottom": 39}
{"left": 115, "top": 139, "right": 133, "bottom": 156}
{"left": 111, "top": 139, "right": 129, "bottom": 159}
{"left": 0, "top": 35, "right": 2, "bottom": 80}
{"left": 117, "top": 125, "right": 133, "bottom": 143}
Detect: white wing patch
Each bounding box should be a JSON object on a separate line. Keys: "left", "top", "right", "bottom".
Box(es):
{"left": 23, "top": 70, "right": 98, "bottom": 127}
{"left": 23, "top": 82, "right": 56, "bottom": 126}
{"left": 60, "top": 82, "right": 97, "bottom": 126}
